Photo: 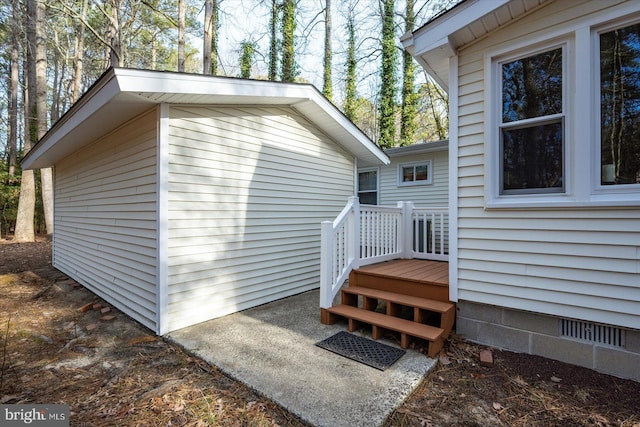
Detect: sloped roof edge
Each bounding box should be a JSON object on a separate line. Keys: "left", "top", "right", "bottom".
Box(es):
{"left": 22, "top": 68, "right": 389, "bottom": 169}
{"left": 401, "top": 0, "right": 548, "bottom": 91}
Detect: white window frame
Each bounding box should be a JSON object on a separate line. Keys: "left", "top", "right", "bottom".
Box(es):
{"left": 397, "top": 160, "right": 433, "bottom": 187}
{"left": 357, "top": 167, "right": 379, "bottom": 205}
{"left": 485, "top": 37, "right": 577, "bottom": 209}
{"left": 591, "top": 17, "right": 640, "bottom": 202}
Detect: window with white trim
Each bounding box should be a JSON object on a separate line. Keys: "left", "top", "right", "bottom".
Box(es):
{"left": 598, "top": 22, "right": 640, "bottom": 187}
{"left": 358, "top": 169, "right": 378, "bottom": 205}
{"left": 398, "top": 161, "right": 432, "bottom": 186}
{"left": 499, "top": 46, "right": 565, "bottom": 194}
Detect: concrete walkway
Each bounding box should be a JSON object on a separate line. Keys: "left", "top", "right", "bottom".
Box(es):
{"left": 167, "top": 290, "right": 437, "bottom": 427}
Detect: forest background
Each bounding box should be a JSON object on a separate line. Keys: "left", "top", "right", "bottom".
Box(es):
{"left": 0, "top": 0, "right": 454, "bottom": 240}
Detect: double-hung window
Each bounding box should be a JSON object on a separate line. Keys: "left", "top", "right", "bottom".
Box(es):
{"left": 598, "top": 22, "right": 640, "bottom": 187}
{"left": 499, "top": 46, "right": 565, "bottom": 195}
{"left": 358, "top": 169, "right": 378, "bottom": 205}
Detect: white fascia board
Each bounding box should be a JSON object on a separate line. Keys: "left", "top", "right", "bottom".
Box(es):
{"left": 115, "top": 69, "right": 389, "bottom": 165}
{"left": 23, "top": 68, "right": 388, "bottom": 169}
{"left": 21, "top": 69, "right": 121, "bottom": 169}
{"left": 295, "top": 91, "right": 390, "bottom": 165}
{"left": 403, "top": 0, "right": 510, "bottom": 91}
{"left": 385, "top": 140, "right": 448, "bottom": 157}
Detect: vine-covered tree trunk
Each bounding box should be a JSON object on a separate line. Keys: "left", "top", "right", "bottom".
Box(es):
{"left": 322, "top": 0, "right": 332, "bottom": 101}
{"left": 400, "top": 0, "right": 417, "bottom": 146}
{"left": 280, "top": 0, "right": 296, "bottom": 82}
{"left": 268, "top": 0, "right": 278, "bottom": 81}
{"left": 239, "top": 41, "right": 255, "bottom": 78}
{"left": 343, "top": 10, "right": 356, "bottom": 121}
{"left": 378, "top": 0, "right": 397, "bottom": 149}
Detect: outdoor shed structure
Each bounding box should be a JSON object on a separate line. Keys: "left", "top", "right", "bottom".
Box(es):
{"left": 22, "top": 68, "right": 389, "bottom": 335}
{"left": 402, "top": 0, "right": 640, "bottom": 380}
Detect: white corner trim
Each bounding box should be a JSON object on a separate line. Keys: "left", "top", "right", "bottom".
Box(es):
{"left": 156, "top": 103, "right": 169, "bottom": 335}
{"left": 448, "top": 55, "right": 459, "bottom": 303}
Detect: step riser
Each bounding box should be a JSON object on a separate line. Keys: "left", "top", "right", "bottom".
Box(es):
{"left": 350, "top": 271, "right": 449, "bottom": 302}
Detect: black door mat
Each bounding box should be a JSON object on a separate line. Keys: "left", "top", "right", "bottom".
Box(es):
{"left": 315, "top": 331, "right": 406, "bottom": 371}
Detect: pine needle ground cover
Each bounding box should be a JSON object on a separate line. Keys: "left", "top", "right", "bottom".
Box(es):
{"left": 1, "top": 240, "right": 639, "bottom": 426}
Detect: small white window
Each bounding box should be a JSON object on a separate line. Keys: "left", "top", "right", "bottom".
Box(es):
{"left": 398, "top": 161, "right": 432, "bottom": 186}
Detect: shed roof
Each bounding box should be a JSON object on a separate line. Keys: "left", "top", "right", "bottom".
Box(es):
{"left": 22, "top": 68, "right": 389, "bottom": 169}
{"left": 400, "top": 0, "right": 549, "bottom": 91}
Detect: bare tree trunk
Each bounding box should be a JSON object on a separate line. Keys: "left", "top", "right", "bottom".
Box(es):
{"left": 178, "top": 0, "right": 185, "bottom": 72}
{"left": 107, "top": 0, "right": 122, "bottom": 67}
{"left": 7, "top": 0, "right": 20, "bottom": 178}
{"left": 33, "top": 0, "right": 53, "bottom": 236}
{"left": 15, "top": 0, "right": 37, "bottom": 242}
{"left": 203, "top": 0, "right": 212, "bottom": 74}
{"left": 71, "top": 0, "right": 88, "bottom": 102}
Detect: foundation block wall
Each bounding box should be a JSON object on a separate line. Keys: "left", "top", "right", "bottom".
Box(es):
{"left": 456, "top": 301, "right": 640, "bottom": 382}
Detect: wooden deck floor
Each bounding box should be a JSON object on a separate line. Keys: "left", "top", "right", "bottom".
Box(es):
{"left": 357, "top": 259, "right": 449, "bottom": 287}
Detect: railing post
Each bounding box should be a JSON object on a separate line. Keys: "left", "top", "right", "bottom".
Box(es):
{"left": 398, "top": 201, "right": 414, "bottom": 259}
{"left": 319, "top": 220, "right": 334, "bottom": 309}
{"left": 350, "top": 196, "right": 360, "bottom": 270}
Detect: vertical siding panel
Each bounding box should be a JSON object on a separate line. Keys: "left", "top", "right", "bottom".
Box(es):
{"left": 54, "top": 109, "right": 158, "bottom": 331}
{"left": 166, "top": 105, "right": 354, "bottom": 331}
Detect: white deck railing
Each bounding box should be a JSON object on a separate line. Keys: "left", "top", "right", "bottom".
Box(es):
{"left": 320, "top": 197, "right": 448, "bottom": 308}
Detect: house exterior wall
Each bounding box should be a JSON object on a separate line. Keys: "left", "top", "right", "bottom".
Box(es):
{"left": 376, "top": 149, "right": 448, "bottom": 207}
{"left": 53, "top": 109, "right": 159, "bottom": 331}
{"left": 452, "top": 0, "right": 640, "bottom": 379}
{"left": 165, "top": 105, "right": 355, "bottom": 331}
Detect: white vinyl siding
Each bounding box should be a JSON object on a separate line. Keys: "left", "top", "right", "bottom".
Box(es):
{"left": 377, "top": 150, "right": 448, "bottom": 207}
{"left": 53, "top": 109, "right": 158, "bottom": 331}
{"left": 166, "top": 105, "right": 354, "bottom": 331}
{"left": 455, "top": 0, "right": 640, "bottom": 329}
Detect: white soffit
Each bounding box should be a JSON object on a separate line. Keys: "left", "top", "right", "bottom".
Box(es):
{"left": 22, "top": 68, "right": 388, "bottom": 169}
{"left": 402, "top": 0, "right": 549, "bottom": 91}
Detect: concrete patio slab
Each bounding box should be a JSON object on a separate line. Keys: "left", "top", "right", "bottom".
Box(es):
{"left": 167, "top": 290, "right": 437, "bottom": 427}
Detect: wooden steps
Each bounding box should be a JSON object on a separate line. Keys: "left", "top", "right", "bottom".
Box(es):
{"left": 323, "top": 304, "right": 444, "bottom": 357}
{"left": 321, "top": 274, "right": 455, "bottom": 358}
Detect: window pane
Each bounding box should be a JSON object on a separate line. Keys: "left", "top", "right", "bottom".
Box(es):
{"left": 415, "top": 165, "right": 428, "bottom": 181}
{"left": 600, "top": 23, "right": 640, "bottom": 185}
{"left": 502, "top": 121, "right": 563, "bottom": 191}
{"left": 358, "top": 171, "right": 377, "bottom": 191}
{"left": 402, "top": 166, "right": 414, "bottom": 182}
{"left": 358, "top": 191, "right": 377, "bottom": 205}
{"left": 502, "top": 48, "right": 563, "bottom": 123}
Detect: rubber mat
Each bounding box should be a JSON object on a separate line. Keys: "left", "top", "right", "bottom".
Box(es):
{"left": 316, "top": 331, "right": 406, "bottom": 371}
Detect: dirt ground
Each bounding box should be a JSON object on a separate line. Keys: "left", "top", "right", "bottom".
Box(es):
{"left": 1, "top": 239, "right": 639, "bottom": 426}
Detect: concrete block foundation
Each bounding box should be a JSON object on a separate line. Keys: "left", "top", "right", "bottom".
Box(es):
{"left": 456, "top": 301, "right": 640, "bottom": 382}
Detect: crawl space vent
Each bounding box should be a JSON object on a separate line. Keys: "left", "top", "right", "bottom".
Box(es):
{"left": 559, "top": 319, "right": 625, "bottom": 348}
